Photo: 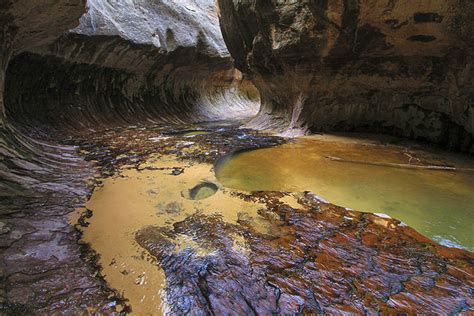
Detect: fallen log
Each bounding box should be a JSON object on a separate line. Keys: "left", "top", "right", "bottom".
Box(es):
{"left": 325, "top": 156, "right": 474, "bottom": 172}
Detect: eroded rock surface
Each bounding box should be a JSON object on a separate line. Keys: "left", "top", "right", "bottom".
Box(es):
{"left": 74, "top": 0, "right": 228, "bottom": 56}
{"left": 136, "top": 191, "right": 474, "bottom": 314}
{"left": 217, "top": 0, "right": 474, "bottom": 150}
{"left": 0, "top": 0, "right": 255, "bottom": 313}
{"left": 1, "top": 1, "right": 473, "bottom": 314}
{"left": 6, "top": 0, "right": 259, "bottom": 133}
{"left": 71, "top": 121, "right": 474, "bottom": 313}
{"left": 0, "top": 1, "right": 125, "bottom": 313}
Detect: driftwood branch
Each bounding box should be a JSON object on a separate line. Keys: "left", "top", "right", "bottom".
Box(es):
{"left": 325, "top": 156, "right": 474, "bottom": 172}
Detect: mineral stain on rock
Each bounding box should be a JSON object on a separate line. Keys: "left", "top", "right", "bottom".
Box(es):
{"left": 135, "top": 190, "right": 474, "bottom": 314}
{"left": 71, "top": 125, "right": 473, "bottom": 314}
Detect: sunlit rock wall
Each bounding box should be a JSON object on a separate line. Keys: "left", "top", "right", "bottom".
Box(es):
{"left": 74, "top": 0, "right": 228, "bottom": 56}
{"left": 5, "top": 0, "right": 259, "bottom": 132}
{"left": 217, "top": 0, "right": 474, "bottom": 151}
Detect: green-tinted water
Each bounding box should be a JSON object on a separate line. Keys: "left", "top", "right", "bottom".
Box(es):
{"left": 215, "top": 135, "right": 474, "bottom": 251}
{"left": 183, "top": 131, "right": 210, "bottom": 137}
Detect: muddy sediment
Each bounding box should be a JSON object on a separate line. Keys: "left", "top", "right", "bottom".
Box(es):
{"left": 69, "top": 122, "right": 473, "bottom": 314}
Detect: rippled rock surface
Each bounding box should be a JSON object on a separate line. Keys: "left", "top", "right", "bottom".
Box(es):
{"left": 0, "top": 1, "right": 120, "bottom": 313}
{"left": 68, "top": 122, "right": 474, "bottom": 313}
{"left": 0, "top": 0, "right": 257, "bottom": 313}
{"left": 6, "top": 0, "right": 259, "bottom": 132}
{"left": 217, "top": 0, "right": 474, "bottom": 150}
{"left": 136, "top": 190, "right": 474, "bottom": 314}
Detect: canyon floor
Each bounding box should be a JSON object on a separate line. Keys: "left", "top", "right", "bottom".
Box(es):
{"left": 2, "top": 121, "right": 473, "bottom": 314}
{"left": 1, "top": 1, "right": 474, "bottom": 315}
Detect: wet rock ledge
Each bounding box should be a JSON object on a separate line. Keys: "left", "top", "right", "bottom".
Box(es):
{"left": 137, "top": 192, "right": 474, "bottom": 314}
{"left": 73, "top": 123, "right": 474, "bottom": 314}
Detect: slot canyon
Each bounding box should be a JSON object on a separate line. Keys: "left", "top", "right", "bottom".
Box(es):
{"left": 0, "top": 0, "right": 473, "bottom": 314}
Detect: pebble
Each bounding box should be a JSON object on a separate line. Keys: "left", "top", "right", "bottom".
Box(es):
{"left": 0, "top": 221, "right": 11, "bottom": 235}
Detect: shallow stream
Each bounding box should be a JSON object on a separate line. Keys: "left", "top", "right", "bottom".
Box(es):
{"left": 216, "top": 134, "right": 474, "bottom": 251}
{"left": 74, "top": 127, "right": 474, "bottom": 313}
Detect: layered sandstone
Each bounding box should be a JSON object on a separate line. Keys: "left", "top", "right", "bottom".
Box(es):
{"left": 217, "top": 0, "right": 474, "bottom": 150}
{"left": 1, "top": 0, "right": 473, "bottom": 314}
{"left": 6, "top": 0, "right": 258, "bottom": 132}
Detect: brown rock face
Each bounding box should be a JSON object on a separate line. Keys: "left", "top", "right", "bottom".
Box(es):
{"left": 1, "top": 1, "right": 473, "bottom": 313}
{"left": 4, "top": 0, "right": 259, "bottom": 135}
{"left": 0, "top": 0, "right": 86, "bottom": 192}
{"left": 0, "top": 2, "right": 125, "bottom": 314}
{"left": 136, "top": 192, "right": 474, "bottom": 314}
{"left": 217, "top": 0, "right": 474, "bottom": 150}
{"left": 0, "top": 0, "right": 86, "bottom": 114}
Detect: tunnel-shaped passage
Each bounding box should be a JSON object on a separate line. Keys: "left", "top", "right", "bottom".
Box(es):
{"left": 4, "top": 50, "right": 260, "bottom": 135}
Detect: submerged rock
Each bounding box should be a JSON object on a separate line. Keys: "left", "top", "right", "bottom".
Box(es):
{"left": 155, "top": 202, "right": 183, "bottom": 215}
{"left": 136, "top": 191, "right": 474, "bottom": 314}
{"left": 182, "top": 182, "right": 219, "bottom": 200}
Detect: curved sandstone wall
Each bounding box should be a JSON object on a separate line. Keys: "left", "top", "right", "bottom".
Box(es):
{"left": 0, "top": 0, "right": 86, "bottom": 196}
{"left": 0, "top": 2, "right": 257, "bottom": 312}
{"left": 1, "top": 1, "right": 473, "bottom": 313}
{"left": 6, "top": 39, "right": 257, "bottom": 133}
{"left": 1, "top": 0, "right": 259, "bottom": 193}
{"left": 217, "top": 0, "right": 474, "bottom": 151}
{"left": 6, "top": 0, "right": 259, "bottom": 134}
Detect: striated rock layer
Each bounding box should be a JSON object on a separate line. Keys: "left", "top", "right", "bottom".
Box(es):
{"left": 217, "top": 0, "right": 474, "bottom": 151}
{"left": 0, "top": 0, "right": 259, "bottom": 212}
{"left": 6, "top": 0, "right": 258, "bottom": 135}
{"left": 0, "top": 0, "right": 257, "bottom": 313}
{"left": 0, "top": 1, "right": 122, "bottom": 314}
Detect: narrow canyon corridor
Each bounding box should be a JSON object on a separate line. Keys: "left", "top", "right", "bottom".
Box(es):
{"left": 0, "top": 1, "right": 473, "bottom": 314}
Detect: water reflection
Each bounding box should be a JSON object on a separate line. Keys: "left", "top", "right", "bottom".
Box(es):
{"left": 216, "top": 134, "right": 474, "bottom": 251}
{"left": 75, "top": 154, "right": 267, "bottom": 314}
